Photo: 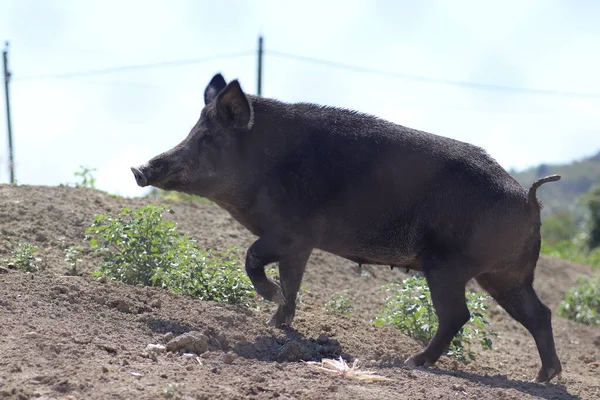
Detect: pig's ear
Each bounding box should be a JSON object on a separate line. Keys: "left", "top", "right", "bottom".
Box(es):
{"left": 216, "top": 80, "right": 253, "bottom": 129}
{"left": 204, "top": 73, "right": 227, "bottom": 105}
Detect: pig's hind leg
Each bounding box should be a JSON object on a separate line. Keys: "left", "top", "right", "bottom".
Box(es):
{"left": 476, "top": 271, "right": 562, "bottom": 383}
{"left": 405, "top": 254, "right": 473, "bottom": 368}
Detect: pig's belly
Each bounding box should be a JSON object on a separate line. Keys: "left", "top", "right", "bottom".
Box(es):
{"left": 319, "top": 245, "right": 419, "bottom": 268}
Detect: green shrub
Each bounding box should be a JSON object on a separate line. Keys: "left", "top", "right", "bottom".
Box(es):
{"left": 541, "top": 238, "right": 600, "bottom": 269}
{"left": 85, "top": 204, "right": 254, "bottom": 306}
{"left": 324, "top": 293, "right": 352, "bottom": 315}
{"left": 373, "top": 275, "right": 496, "bottom": 362}
{"left": 557, "top": 275, "right": 600, "bottom": 326}
{"left": 8, "top": 243, "right": 40, "bottom": 272}
{"left": 74, "top": 165, "right": 97, "bottom": 188}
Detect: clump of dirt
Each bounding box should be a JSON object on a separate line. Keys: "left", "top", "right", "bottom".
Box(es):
{"left": 0, "top": 184, "right": 599, "bottom": 399}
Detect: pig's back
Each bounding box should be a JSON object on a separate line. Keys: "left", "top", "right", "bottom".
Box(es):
{"left": 251, "top": 99, "right": 529, "bottom": 261}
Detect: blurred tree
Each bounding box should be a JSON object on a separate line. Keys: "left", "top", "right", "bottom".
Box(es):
{"left": 587, "top": 184, "right": 600, "bottom": 249}
{"left": 536, "top": 164, "right": 549, "bottom": 177}
{"left": 541, "top": 211, "right": 578, "bottom": 246}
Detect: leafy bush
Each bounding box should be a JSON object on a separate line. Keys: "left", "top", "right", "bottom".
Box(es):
{"left": 557, "top": 275, "right": 600, "bottom": 326}
{"left": 541, "top": 238, "right": 600, "bottom": 269}
{"left": 324, "top": 293, "right": 352, "bottom": 315}
{"left": 373, "top": 275, "right": 496, "bottom": 362}
{"left": 8, "top": 243, "right": 40, "bottom": 272}
{"left": 541, "top": 211, "right": 578, "bottom": 246}
{"left": 74, "top": 165, "right": 97, "bottom": 188}
{"left": 85, "top": 204, "right": 255, "bottom": 306}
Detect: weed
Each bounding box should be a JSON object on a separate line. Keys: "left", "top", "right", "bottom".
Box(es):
{"left": 85, "top": 204, "right": 255, "bottom": 306}
{"left": 557, "top": 275, "right": 600, "bottom": 326}
{"left": 373, "top": 275, "right": 496, "bottom": 362}
{"left": 324, "top": 293, "right": 352, "bottom": 316}
{"left": 74, "top": 165, "right": 97, "bottom": 188}
{"left": 160, "top": 382, "right": 179, "bottom": 398}
{"left": 65, "top": 246, "right": 83, "bottom": 274}
{"left": 8, "top": 243, "right": 41, "bottom": 272}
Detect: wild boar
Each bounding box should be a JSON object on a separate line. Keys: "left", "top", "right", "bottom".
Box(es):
{"left": 131, "top": 73, "right": 562, "bottom": 382}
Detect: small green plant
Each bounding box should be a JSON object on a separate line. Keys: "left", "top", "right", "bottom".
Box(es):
{"left": 160, "top": 382, "right": 179, "bottom": 398}
{"left": 74, "top": 165, "right": 97, "bottom": 188}
{"left": 557, "top": 275, "right": 600, "bottom": 326}
{"left": 9, "top": 243, "right": 40, "bottom": 272}
{"left": 373, "top": 275, "right": 496, "bottom": 362}
{"left": 85, "top": 204, "right": 255, "bottom": 306}
{"left": 65, "top": 246, "right": 83, "bottom": 274}
{"left": 324, "top": 293, "right": 352, "bottom": 315}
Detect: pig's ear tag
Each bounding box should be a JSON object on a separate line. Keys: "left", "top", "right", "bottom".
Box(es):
{"left": 204, "top": 73, "right": 227, "bottom": 105}
{"left": 217, "top": 80, "right": 253, "bottom": 130}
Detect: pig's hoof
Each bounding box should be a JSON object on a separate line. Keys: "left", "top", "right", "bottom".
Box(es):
{"left": 269, "top": 288, "right": 286, "bottom": 306}
{"left": 404, "top": 353, "right": 432, "bottom": 368}
{"left": 266, "top": 308, "right": 294, "bottom": 328}
{"left": 255, "top": 281, "right": 286, "bottom": 305}
{"left": 533, "top": 366, "right": 562, "bottom": 383}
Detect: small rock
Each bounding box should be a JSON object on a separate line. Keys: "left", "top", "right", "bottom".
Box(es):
{"left": 136, "top": 315, "right": 148, "bottom": 323}
{"left": 182, "top": 353, "right": 196, "bottom": 358}
{"left": 96, "top": 343, "right": 117, "bottom": 354}
{"left": 0, "top": 266, "right": 9, "bottom": 274}
{"left": 102, "top": 366, "right": 109, "bottom": 373}
{"left": 221, "top": 352, "right": 238, "bottom": 365}
{"left": 7, "top": 262, "right": 16, "bottom": 270}
{"left": 163, "top": 332, "right": 174, "bottom": 342}
{"left": 166, "top": 331, "right": 209, "bottom": 355}
{"left": 25, "top": 331, "right": 39, "bottom": 339}
{"left": 146, "top": 343, "right": 166, "bottom": 354}
{"left": 452, "top": 384, "right": 466, "bottom": 392}
{"left": 97, "top": 275, "right": 107, "bottom": 283}
{"left": 150, "top": 299, "right": 161, "bottom": 308}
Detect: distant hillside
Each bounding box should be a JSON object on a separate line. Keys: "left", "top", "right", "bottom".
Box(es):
{"left": 510, "top": 150, "right": 600, "bottom": 218}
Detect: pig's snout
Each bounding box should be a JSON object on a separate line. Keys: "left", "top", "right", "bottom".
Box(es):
{"left": 131, "top": 166, "right": 148, "bottom": 187}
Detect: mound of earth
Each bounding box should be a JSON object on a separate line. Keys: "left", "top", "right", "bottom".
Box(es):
{"left": 0, "top": 184, "right": 599, "bottom": 400}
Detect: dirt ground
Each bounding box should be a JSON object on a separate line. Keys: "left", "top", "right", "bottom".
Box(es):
{"left": 0, "top": 184, "right": 599, "bottom": 400}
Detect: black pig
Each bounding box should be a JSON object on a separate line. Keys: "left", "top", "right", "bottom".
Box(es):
{"left": 131, "top": 73, "right": 562, "bottom": 382}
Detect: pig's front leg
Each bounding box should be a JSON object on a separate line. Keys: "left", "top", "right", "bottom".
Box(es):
{"left": 266, "top": 251, "right": 312, "bottom": 327}
{"left": 245, "top": 235, "right": 312, "bottom": 309}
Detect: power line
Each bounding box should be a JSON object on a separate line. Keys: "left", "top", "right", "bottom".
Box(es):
{"left": 266, "top": 50, "right": 600, "bottom": 99}
{"left": 13, "top": 51, "right": 254, "bottom": 81}
{"left": 10, "top": 46, "right": 600, "bottom": 100}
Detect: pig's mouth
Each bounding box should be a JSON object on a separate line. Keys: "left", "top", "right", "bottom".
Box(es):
{"left": 131, "top": 167, "right": 148, "bottom": 187}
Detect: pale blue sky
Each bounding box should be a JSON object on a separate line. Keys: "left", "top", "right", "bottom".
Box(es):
{"left": 1, "top": 0, "right": 599, "bottom": 197}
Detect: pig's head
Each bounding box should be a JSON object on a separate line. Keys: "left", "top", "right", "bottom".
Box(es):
{"left": 131, "top": 73, "right": 254, "bottom": 198}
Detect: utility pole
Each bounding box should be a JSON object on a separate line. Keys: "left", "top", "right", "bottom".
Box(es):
{"left": 257, "top": 35, "right": 263, "bottom": 96}
{"left": 3, "top": 41, "right": 14, "bottom": 184}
